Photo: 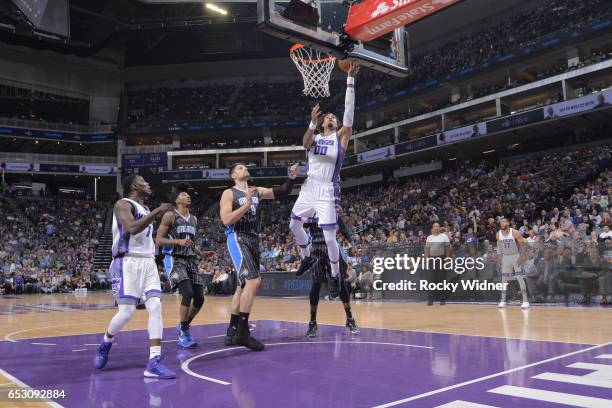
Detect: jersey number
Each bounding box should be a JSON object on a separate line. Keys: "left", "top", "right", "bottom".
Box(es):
{"left": 249, "top": 205, "right": 257, "bottom": 216}
{"left": 314, "top": 145, "right": 328, "bottom": 155}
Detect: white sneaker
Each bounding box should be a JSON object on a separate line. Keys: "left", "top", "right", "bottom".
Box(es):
{"left": 497, "top": 301, "right": 506, "bottom": 308}
{"left": 521, "top": 301, "right": 530, "bottom": 309}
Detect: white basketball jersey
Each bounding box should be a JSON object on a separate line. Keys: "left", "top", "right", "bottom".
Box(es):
{"left": 498, "top": 228, "right": 519, "bottom": 256}
{"left": 112, "top": 198, "right": 155, "bottom": 258}
{"left": 307, "top": 133, "right": 344, "bottom": 184}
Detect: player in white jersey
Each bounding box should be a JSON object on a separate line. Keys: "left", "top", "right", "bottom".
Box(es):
{"left": 497, "top": 218, "right": 530, "bottom": 309}
{"left": 290, "top": 61, "right": 359, "bottom": 278}
{"left": 94, "top": 175, "right": 177, "bottom": 379}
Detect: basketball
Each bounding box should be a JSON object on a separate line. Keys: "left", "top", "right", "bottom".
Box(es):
{"left": 337, "top": 59, "right": 351, "bottom": 72}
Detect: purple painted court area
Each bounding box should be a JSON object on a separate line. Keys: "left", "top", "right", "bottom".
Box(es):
{"left": 0, "top": 320, "right": 610, "bottom": 408}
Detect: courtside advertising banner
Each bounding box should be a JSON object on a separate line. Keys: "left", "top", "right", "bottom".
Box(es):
{"left": 358, "top": 145, "right": 395, "bottom": 163}
{"left": 346, "top": 0, "right": 464, "bottom": 41}
{"left": 203, "top": 169, "right": 230, "bottom": 179}
{"left": 80, "top": 166, "right": 115, "bottom": 175}
{"left": 436, "top": 122, "right": 487, "bottom": 145}
{"left": 2, "top": 162, "right": 38, "bottom": 172}
{"left": 544, "top": 88, "right": 612, "bottom": 119}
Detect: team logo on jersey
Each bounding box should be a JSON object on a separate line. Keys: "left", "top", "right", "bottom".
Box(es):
{"left": 111, "top": 277, "right": 121, "bottom": 296}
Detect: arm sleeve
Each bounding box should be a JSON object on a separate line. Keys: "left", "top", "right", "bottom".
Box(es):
{"left": 342, "top": 79, "right": 355, "bottom": 128}
{"left": 272, "top": 177, "right": 296, "bottom": 198}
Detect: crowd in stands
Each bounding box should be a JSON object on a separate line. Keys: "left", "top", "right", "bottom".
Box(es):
{"left": 1, "top": 142, "right": 609, "bottom": 305}
{"left": 124, "top": 0, "right": 612, "bottom": 136}
{"left": 193, "top": 143, "right": 611, "bottom": 303}
{"left": 0, "top": 84, "right": 90, "bottom": 126}
{"left": 0, "top": 197, "right": 108, "bottom": 295}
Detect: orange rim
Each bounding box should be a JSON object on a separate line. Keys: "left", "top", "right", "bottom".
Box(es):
{"left": 289, "top": 44, "right": 335, "bottom": 63}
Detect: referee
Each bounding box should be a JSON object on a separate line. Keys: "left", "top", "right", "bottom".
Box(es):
{"left": 425, "top": 223, "right": 451, "bottom": 305}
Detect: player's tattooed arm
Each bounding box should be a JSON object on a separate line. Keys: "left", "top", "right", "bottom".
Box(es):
{"left": 261, "top": 163, "right": 299, "bottom": 200}
{"left": 303, "top": 104, "right": 321, "bottom": 148}
{"left": 219, "top": 188, "right": 256, "bottom": 226}
{"left": 114, "top": 200, "right": 172, "bottom": 236}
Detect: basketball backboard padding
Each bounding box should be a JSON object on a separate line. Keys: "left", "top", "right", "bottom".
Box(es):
{"left": 345, "top": 0, "right": 465, "bottom": 42}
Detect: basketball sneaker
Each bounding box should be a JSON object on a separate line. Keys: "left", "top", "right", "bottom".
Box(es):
{"left": 346, "top": 317, "right": 360, "bottom": 334}
{"left": 306, "top": 321, "right": 318, "bottom": 338}
{"left": 144, "top": 356, "right": 176, "bottom": 379}
{"left": 497, "top": 301, "right": 506, "bottom": 308}
{"left": 296, "top": 256, "right": 317, "bottom": 276}
{"left": 176, "top": 324, "right": 197, "bottom": 348}
{"left": 93, "top": 341, "right": 113, "bottom": 369}
{"left": 236, "top": 326, "right": 265, "bottom": 351}
{"left": 224, "top": 326, "right": 237, "bottom": 346}
{"left": 521, "top": 301, "right": 530, "bottom": 309}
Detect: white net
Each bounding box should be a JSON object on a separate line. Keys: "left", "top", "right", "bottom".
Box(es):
{"left": 290, "top": 44, "right": 336, "bottom": 99}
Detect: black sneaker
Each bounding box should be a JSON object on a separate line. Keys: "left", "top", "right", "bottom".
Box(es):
{"left": 224, "top": 326, "right": 237, "bottom": 346}
{"left": 346, "top": 317, "right": 360, "bottom": 334}
{"left": 306, "top": 321, "right": 318, "bottom": 338}
{"left": 296, "top": 256, "right": 317, "bottom": 276}
{"left": 236, "top": 333, "right": 265, "bottom": 351}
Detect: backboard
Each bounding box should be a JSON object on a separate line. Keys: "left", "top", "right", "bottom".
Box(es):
{"left": 258, "top": 0, "right": 410, "bottom": 77}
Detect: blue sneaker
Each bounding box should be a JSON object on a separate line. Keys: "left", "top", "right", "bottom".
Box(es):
{"left": 93, "top": 341, "right": 112, "bottom": 369}
{"left": 144, "top": 356, "right": 176, "bottom": 379}
{"left": 176, "top": 324, "right": 197, "bottom": 348}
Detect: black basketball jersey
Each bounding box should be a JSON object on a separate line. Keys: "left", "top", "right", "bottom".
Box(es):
{"left": 225, "top": 187, "right": 261, "bottom": 236}
{"left": 162, "top": 210, "right": 198, "bottom": 257}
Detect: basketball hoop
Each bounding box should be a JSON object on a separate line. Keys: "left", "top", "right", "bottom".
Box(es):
{"left": 290, "top": 44, "right": 335, "bottom": 99}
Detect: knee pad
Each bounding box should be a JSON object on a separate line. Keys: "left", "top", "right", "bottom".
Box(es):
{"left": 178, "top": 281, "right": 194, "bottom": 307}
{"left": 145, "top": 296, "right": 161, "bottom": 314}
{"left": 117, "top": 304, "right": 136, "bottom": 321}
{"left": 192, "top": 286, "right": 205, "bottom": 309}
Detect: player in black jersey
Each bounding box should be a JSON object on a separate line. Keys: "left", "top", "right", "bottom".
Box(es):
{"left": 156, "top": 183, "right": 213, "bottom": 348}
{"left": 220, "top": 162, "right": 299, "bottom": 351}
{"left": 304, "top": 215, "right": 359, "bottom": 337}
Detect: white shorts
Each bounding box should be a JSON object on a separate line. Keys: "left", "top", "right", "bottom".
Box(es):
{"left": 110, "top": 256, "right": 162, "bottom": 305}
{"left": 290, "top": 179, "right": 340, "bottom": 228}
{"left": 501, "top": 254, "right": 522, "bottom": 278}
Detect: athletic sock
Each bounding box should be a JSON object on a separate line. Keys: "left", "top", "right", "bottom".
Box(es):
{"left": 103, "top": 333, "right": 114, "bottom": 343}
{"left": 229, "top": 313, "right": 240, "bottom": 329}
{"left": 344, "top": 304, "right": 353, "bottom": 319}
{"left": 238, "top": 312, "right": 250, "bottom": 332}
{"left": 180, "top": 321, "right": 189, "bottom": 332}
{"left": 149, "top": 345, "right": 161, "bottom": 359}
{"left": 310, "top": 307, "right": 317, "bottom": 323}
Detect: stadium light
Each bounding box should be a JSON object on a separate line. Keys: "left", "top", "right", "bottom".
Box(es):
{"left": 482, "top": 149, "right": 496, "bottom": 154}
{"left": 205, "top": 3, "right": 228, "bottom": 15}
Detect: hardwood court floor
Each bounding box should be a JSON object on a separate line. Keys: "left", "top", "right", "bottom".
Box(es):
{"left": 0, "top": 293, "right": 611, "bottom": 345}
{"left": 0, "top": 293, "right": 611, "bottom": 408}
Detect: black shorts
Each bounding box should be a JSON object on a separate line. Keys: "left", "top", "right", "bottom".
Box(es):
{"left": 310, "top": 244, "right": 348, "bottom": 284}
{"left": 164, "top": 256, "right": 204, "bottom": 290}
{"left": 226, "top": 232, "right": 260, "bottom": 286}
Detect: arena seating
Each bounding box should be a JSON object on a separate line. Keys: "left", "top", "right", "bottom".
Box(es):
{"left": 122, "top": 0, "right": 612, "bottom": 135}
{"left": 0, "top": 197, "right": 108, "bottom": 295}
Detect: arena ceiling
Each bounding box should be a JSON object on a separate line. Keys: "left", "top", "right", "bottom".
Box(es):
{"left": 0, "top": 0, "right": 539, "bottom": 65}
